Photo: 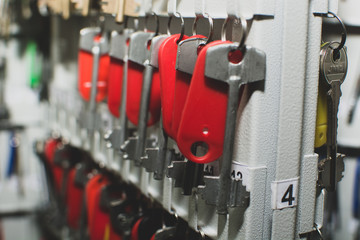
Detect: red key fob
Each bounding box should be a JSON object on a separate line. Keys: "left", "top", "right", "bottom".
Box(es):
{"left": 177, "top": 41, "right": 232, "bottom": 164}
{"left": 126, "top": 31, "right": 161, "bottom": 126}
{"left": 158, "top": 34, "right": 189, "bottom": 138}
{"left": 130, "top": 217, "right": 143, "bottom": 240}
{"left": 44, "top": 138, "right": 63, "bottom": 193}
{"left": 171, "top": 36, "right": 207, "bottom": 140}
{"left": 107, "top": 57, "right": 124, "bottom": 117}
{"left": 78, "top": 27, "right": 110, "bottom": 102}
{"left": 86, "top": 175, "right": 121, "bottom": 240}
{"left": 107, "top": 30, "right": 132, "bottom": 117}
{"left": 66, "top": 168, "right": 84, "bottom": 229}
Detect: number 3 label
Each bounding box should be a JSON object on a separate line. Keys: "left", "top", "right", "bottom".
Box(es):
{"left": 271, "top": 178, "right": 299, "bottom": 210}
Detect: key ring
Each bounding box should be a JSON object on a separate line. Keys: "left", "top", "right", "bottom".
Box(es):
{"left": 221, "top": 15, "right": 248, "bottom": 49}
{"left": 167, "top": 12, "right": 185, "bottom": 44}
{"left": 192, "top": 13, "right": 213, "bottom": 44}
{"left": 145, "top": 12, "right": 160, "bottom": 36}
{"left": 315, "top": 11, "right": 347, "bottom": 59}
{"left": 328, "top": 11, "right": 347, "bottom": 60}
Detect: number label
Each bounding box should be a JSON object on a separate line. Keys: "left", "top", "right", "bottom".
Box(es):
{"left": 271, "top": 178, "right": 299, "bottom": 209}
{"left": 231, "top": 162, "right": 249, "bottom": 181}
{"left": 204, "top": 161, "right": 219, "bottom": 176}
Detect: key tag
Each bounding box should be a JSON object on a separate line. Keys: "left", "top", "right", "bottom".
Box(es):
{"left": 107, "top": 20, "right": 134, "bottom": 118}
{"left": 126, "top": 13, "right": 161, "bottom": 127}
{"left": 66, "top": 167, "right": 84, "bottom": 229}
{"left": 171, "top": 15, "right": 209, "bottom": 139}
{"left": 85, "top": 174, "right": 120, "bottom": 240}
{"left": 78, "top": 26, "right": 110, "bottom": 102}
{"left": 176, "top": 14, "right": 231, "bottom": 164}
{"left": 157, "top": 13, "right": 188, "bottom": 138}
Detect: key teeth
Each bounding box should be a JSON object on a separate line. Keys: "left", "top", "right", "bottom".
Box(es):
{"left": 337, "top": 153, "right": 345, "bottom": 182}
{"left": 167, "top": 161, "right": 186, "bottom": 188}
{"left": 120, "top": 137, "right": 137, "bottom": 160}
{"left": 198, "top": 176, "right": 250, "bottom": 208}
{"left": 142, "top": 148, "right": 159, "bottom": 172}
{"left": 104, "top": 129, "right": 122, "bottom": 150}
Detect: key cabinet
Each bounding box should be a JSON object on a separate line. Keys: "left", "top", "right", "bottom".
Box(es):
{"left": 0, "top": 0, "right": 351, "bottom": 239}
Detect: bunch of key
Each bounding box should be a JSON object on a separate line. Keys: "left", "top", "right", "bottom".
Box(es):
{"left": 317, "top": 41, "right": 347, "bottom": 191}
{"left": 35, "top": 135, "right": 214, "bottom": 240}
{"left": 74, "top": 12, "right": 267, "bottom": 216}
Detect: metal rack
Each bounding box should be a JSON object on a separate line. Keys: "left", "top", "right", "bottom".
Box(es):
{"left": 46, "top": 0, "right": 342, "bottom": 239}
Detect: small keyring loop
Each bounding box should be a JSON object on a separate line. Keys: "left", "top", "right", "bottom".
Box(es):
{"left": 167, "top": 12, "right": 185, "bottom": 44}
{"left": 192, "top": 13, "right": 213, "bottom": 44}
{"left": 236, "top": 16, "right": 248, "bottom": 49}
{"left": 221, "top": 17, "right": 231, "bottom": 41}
{"left": 327, "top": 11, "right": 347, "bottom": 59}
{"left": 145, "top": 12, "right": 160, "bottom": 36}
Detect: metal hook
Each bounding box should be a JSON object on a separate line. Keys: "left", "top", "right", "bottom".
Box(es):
{"left": 327, "top": 11, "right": 347, "bottom": 60}
{"left": 192, "top": 13, "right": 213, "bottom": 44}
{"left": 145, "top": 12, "right": 160, "bottom": 36}
{"left": 123, "top": 15, "right": 129, "bottom": 29}
{"left": 167, "top": 12, "right": 185, "bottom": 44}
{"left": 313, "top": 224, "right": 324, "bottom": 240}
{"left": 98, "top": 14, "right": 106, "bottom": 36}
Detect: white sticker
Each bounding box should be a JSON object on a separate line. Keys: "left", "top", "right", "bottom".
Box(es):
{"left": 271, "top": 177, "right": 299, "bottom": 210}
{"left": 231, "top": 162, "right": 250, "bottom": 182}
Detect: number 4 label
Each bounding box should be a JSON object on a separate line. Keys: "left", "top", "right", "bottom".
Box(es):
{"left": 271, "top": 178, "right": 299, "bottom": 210}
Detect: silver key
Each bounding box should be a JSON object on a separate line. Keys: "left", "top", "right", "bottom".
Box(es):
{"left": 202, "top": 43, "right": 266, "bottom": 214}
{"left": 319, "top": 42, "right": 347, "bottom": 191}
{"left": 104, "top": 29, "right": 133, "bottom": 151}
{"left": 78, "top": 28, "right": 109, "bottom": 143}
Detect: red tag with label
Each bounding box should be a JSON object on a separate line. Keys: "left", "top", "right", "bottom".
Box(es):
{"left": 66, "top": 168, "right": 83, "bottom": 229}
{"left": 177, "top": 41, "right": 232, "bottom": 164}
{"left": 171, "top": 35, "right": 206, "bottom": 140}
{"left": 78, "top": 36, "right": 110, "bottom": 102}
{"left": 107, "top": 57, "right": 124, "bottom": 117}
{"left": 158, "top": 34, "right": 189, "bottom": 138}
{"left": 126, "top": 58, "right": 161, "bottom": 127}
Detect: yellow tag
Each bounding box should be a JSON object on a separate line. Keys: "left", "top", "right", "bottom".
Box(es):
{"left": 314, "top": 80, "right": 327, "bottom": 148}
{"left": 103, "top": 223, "right": 110, "bottom": 240}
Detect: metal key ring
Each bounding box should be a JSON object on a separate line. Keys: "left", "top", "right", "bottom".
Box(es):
{"left": 192, "top": 13, "right": 213, "bottom": 44}
{"left": 145, "top": 12, "right": 160, "bottom": 36}
{"left": 221, "top": 15, "right": 248, "bottom": 49}
{"left": 167, "top": 12, "right": 185, "bottom": 44}
{"left": 328, "top": 11, "right": 347, "bottom": 58}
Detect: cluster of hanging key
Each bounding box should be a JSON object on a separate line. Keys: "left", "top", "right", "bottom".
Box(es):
{"left": 75, "top": 12, "right": 266, "bottom": 216}
{"left": 35, "top": 136, "right": 211, "bottom": 240}
{"left": 315, "top": 12, "right": 348, "bottom": 192}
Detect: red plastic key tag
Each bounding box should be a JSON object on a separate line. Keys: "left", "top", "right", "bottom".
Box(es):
{"left": 66, "top": 168, "right": 84, "bottom": 229}
{"left": 157, "top": 34, "right": 189, "bottom": 138}
{"left": 78, "top": 27, "right": 110, "bottom": 102}
{"left": 107, "top": 30, "right": 132, "bottom": 117}
{"left": 171, "top": 36, "right": 207, "bottom": 140}
{"left": 126, "top": 31, "right": 161, "bottom": 126}
{"left": 177, "top": 41, "right": 232, "bottom": 164}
